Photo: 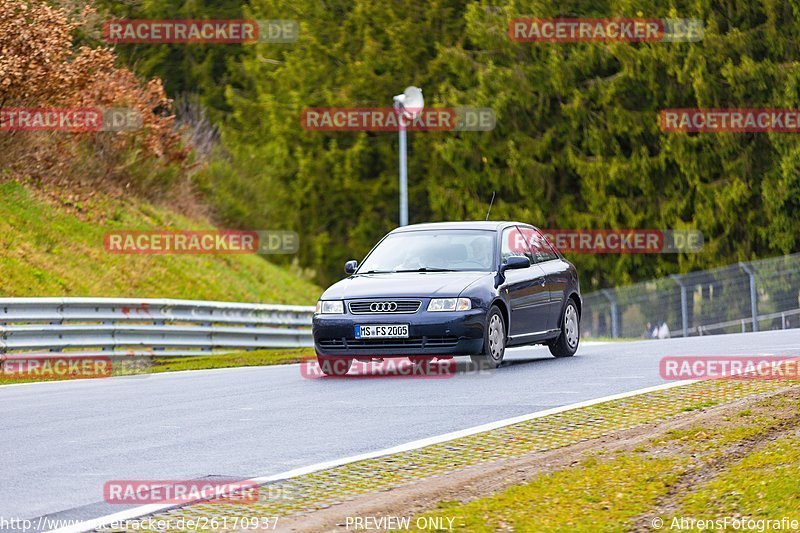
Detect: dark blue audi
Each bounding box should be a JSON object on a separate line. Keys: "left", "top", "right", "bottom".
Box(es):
{"left": 312, "top": 221, "right": 582, "bottom": 375}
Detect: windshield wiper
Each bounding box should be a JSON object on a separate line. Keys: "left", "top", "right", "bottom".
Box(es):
{"left": 360, "top": 270, "right": 394, "bottom": 274}
{"left": 394, "top": 267, "right": 455, "bottom": 273}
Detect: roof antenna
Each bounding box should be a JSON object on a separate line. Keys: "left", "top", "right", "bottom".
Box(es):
{"left": 485, "top": 191, "right": 496, "bottom": 220}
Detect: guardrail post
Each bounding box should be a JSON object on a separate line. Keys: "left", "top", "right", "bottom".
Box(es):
{"left": 671, "top": 275, "right": 689, "bottom": 338}
{"left": 102, "top": 319, "right": 113, "bottom": 352}
{"left": 152, "top": 319, "right": 166, "bottom": 353}
{"left": 50, "top": 303, "right": 64, "bottom": 352}
{"left": 201, "top": 322, "right": 212, "bottom": 352}
{"left": 601, "top": 289, "right": 619, "bottom": 339}
{"left": 739, "top": 262, "right": 759, "bottom": 332}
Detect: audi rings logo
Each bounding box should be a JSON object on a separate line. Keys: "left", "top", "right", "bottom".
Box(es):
{"left": 370, "top": 301, "right": 398, "bottom": 312}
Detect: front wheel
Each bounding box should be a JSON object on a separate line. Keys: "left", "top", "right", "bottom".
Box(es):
{"left": 316, "top": 354, "right": 353, "bottom": 376}
{"left": 470, "top": 306, "right": 506, "bottom": 369}
{"left": 549, "top": 299, "right": 580, "bottom": 358}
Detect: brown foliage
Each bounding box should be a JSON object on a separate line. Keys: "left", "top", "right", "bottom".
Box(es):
{"left": 0, "top": 0, "right": 188, "bottom": 197}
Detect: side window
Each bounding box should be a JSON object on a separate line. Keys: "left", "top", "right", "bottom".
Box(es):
{"left": 502, "top": 227, "right": 534, "bottom": 263}
{"left": 528, "top": 228, "right": 559, "bottom": 262}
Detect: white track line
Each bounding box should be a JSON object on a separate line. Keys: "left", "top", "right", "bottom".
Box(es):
{"left": 49, "top": 377, "right": 695, "bottom": 533}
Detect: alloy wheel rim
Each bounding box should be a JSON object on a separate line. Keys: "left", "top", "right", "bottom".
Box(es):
{"left": 488, "top": 314, "right": 504, "bottom": 360}
{"left": 565, "top": 305, "right": 579, "bottom": 348}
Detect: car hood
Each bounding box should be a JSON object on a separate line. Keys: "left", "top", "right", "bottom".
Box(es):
{"left": 321, "top": 272, "right": 491, "bottom": 300}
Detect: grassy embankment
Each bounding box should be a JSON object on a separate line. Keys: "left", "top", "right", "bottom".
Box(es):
{"left": 0, "top": 180, "right": 320, "bottom": 383}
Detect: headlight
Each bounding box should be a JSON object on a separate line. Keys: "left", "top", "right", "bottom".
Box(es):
{"left": 316, "top": 300, "right": 344, "bottom": 314}
{"left": 427, "top": 298, "right": 472, "bottom": 312}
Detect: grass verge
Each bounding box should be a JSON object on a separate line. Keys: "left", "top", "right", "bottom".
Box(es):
{"left": 0, "top": 348, "right": 315, "bottom": 386}
{"left": 146, "top": 349, "right": 314, "bottom": 373}
{"left": 420, "top": 455, "right": 684, "bottom": 532}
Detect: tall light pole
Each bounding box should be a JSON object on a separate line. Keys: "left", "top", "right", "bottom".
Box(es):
{"left": 393, "top": 86, "right": 423, "bottom": 227}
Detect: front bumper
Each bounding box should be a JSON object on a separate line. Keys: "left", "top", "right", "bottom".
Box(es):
{"left": 313, "top": 308, "right": 486, "bottom": 357}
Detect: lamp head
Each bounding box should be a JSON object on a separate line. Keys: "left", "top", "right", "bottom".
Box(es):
{"left": 393, "top": 86, "right": 424, "bottom": 120}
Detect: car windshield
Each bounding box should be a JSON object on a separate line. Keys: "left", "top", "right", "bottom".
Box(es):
{"left": 358, "top": 230, "right": 495, "bottom": 273}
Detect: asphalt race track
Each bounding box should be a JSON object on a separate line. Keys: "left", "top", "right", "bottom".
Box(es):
{"left": 2, "top": 329, "right": 799, "bottom": 528}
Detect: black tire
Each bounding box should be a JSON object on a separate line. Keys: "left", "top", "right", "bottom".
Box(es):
{"left": 549, "top": 299, "right": 580, "bottom": 358}
{"left": 470, "top": 306, "right": 506, "bottom": 369}
{"left": 316, "top": 354, "right": 353, "bottom": 376}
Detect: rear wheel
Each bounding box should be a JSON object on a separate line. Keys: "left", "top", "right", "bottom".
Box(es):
{"left": 470, "top": 306, "right": 506, "bottom": 369}
{"left": 316, "top": 354, "right": 353, "bottom": 376}
{"left": 549, "top": 299, "right": 580, "bottom": 358}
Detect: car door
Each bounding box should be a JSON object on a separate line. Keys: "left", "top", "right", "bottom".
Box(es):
{"left": 524, "top": 227, "right": 570, "bottom": 332}
{"left": 500, "top": 226, "right": 550, "bottom": 340}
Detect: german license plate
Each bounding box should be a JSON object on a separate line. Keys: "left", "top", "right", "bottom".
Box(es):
{"left": 354, "top": 324, "right": 409, "bottom": 339}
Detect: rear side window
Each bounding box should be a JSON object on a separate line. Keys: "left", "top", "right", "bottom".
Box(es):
{"left": 529, "top": 228, "right": 559, "bottom": 262}
{"left": 516, "top": 226, "right": 559, "bottom": 263}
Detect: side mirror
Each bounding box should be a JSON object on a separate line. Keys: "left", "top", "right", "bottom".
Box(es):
{"left": 501, "top": 256, "right": 531, "bottom": 272}
{"left": 344, "top": 260, "right": 358, "bottom": 275}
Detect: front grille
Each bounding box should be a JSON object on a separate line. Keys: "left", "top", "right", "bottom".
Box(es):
{"left": 317, "top": 336, "right": 459, "bottom": 350}
{"left": 348, "top": 300, "right": 422, "bottom": 314}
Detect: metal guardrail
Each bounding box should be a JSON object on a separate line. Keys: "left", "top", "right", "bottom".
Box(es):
{"left": 0, "top": 298, "right": 315, "bottom": 355}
